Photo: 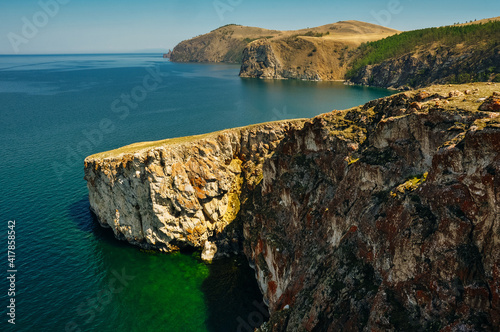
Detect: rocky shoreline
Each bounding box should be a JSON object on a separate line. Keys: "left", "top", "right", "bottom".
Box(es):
{"left": 85, "top": 83, "right": 499, "bottom": 331}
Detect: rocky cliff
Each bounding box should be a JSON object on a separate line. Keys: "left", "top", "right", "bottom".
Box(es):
{"left": 239, "top": 21, "right": 398, "bottom": 81}
{"left": 84, "top": 121, "right": 305, "bottom": 260}
{"left": 239, "top": 37, "right": 342, "bottom": 81}
{"left": 85, "top": 83, "right": 500, "bottom": 331}
{"left": 348, "top": 19, "right": 500, "bottom": 90}
{"left": 348, "top": 43, "right": 500, "bottom": 90}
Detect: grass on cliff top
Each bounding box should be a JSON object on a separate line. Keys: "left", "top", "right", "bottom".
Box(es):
{"left": 346, "top": 20, "right": 500, "bottom": 77}
{"left": 416, "top": 82, "right": 498, "bottom": 96}
{"left": 404, "top": 83, "right": 500, "bottom": 117}
{"left": 87, "top": 119, "right": 305, "bottom": 160}
{"left": 87, "top": 132, "right": 212, "bottom": 159}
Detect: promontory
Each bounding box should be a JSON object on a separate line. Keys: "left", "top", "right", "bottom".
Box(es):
{"left": 85, "top": 83, "right": 500, "bottom": 331}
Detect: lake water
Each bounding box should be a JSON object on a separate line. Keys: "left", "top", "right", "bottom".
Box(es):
{"left": 0, "top": 54, "right": 395, "bottom": 331}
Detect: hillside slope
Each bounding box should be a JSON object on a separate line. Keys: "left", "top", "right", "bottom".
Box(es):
{"left": 348, "top": 19, "right": 500, "bottom": 89}
{"left": 456, "top": 16, "right": 500, "bottom": 26}
{"left": 169, "top": 24, "right": 282, "bottom": 63}
{"left": 239, "top": 21, "right": 399, "bottom": 80}
{"left": 170, "top": 17, "right": 500, "bottom": 88}
{"left": 169, "top": 21, "right": 398, "bottom": 70}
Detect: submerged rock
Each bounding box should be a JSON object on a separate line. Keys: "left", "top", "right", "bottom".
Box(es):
{"left": 85, "top": 83, "right": 500, "bottom": 331}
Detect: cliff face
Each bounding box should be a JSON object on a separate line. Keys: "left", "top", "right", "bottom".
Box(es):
{"left": 239, "top": 38, "right": 345, "bottom": 81}
{"left": 249, "top": 85, "right": 500, "bottom": 331}
{"left": 85, "top": 83, "right": 500, "bottom": 331}
{"left": 349, "top": 44, "right": 500, "bottom": 90}
{"left": 239, "top": 21, "right": 398, "bottom": 81}
{"left": 347, "top": 19, "right": 500, "bottom": 90}
{"left": 84, "top": 121, "right": 305, "bottom": 261}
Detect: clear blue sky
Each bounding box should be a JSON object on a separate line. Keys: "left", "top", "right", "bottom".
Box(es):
{"left": 0, "top": 0, "right": 498, "bottom": 54}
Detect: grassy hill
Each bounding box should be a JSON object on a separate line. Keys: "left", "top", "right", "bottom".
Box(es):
{"left": 169, "top": 24, "right": 282, "bottom": 63}
{"left": 238, "top": 20, "right": 399, "bottom": 80}
{"left": 169, "top": 21, "right": 398, "bottom": 65}
{"left": 455, "top": 16, "right": 500, "bottom": 26}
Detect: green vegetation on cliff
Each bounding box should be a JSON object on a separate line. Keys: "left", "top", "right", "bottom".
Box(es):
{"left": 347, "top": 21, "right": 500, "bottom": 83}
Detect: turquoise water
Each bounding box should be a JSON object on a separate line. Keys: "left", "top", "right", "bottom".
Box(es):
{"left": 0, "top": 54, "right": 395, "bottom": 331}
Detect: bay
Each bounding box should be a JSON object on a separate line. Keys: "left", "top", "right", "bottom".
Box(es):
{"left": 0, "top": 54, "right": 395, "bottom": 331}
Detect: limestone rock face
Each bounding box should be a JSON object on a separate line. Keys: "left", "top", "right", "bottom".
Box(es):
{"left": 85, "top": 83, "right": 500, "bottom": 331}
{"left": 239, "top": 40, "right": 284, "bottom": 80}
{"left": 239, "top": 38, "right": 345, "bottom": 81}
{"left": 84, "top": 121, "right": 304, "bottom": 259}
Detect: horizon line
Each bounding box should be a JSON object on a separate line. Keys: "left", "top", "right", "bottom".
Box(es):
{"left": 0, "top": 52, "right": 170, "bottom": 56}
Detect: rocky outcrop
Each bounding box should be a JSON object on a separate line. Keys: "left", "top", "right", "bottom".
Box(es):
{"left": 239, "top": 40, "right": 283, "bottom": 79}
{"left": 169, "top": 21, "right": 398, "bottom": 75}
{"left": 239, "top": 38, "right": 326, "bottom": 81}
{"left": 349, "top": 45, "right": 500, "bottom": 90}
{"left": 84, "top": 121, "right": 305, "bottom": 261}
{"left": 249, "top": 84, "right": 500, "bottom": 331}
{"left": 239, "top": 21, "right": 398, "bottom": 81}
{"left": 162, "top": 50, "right": 172, "bottom": 59}
{"left": 85, "top": 83, "right": 500, "bottom": 330}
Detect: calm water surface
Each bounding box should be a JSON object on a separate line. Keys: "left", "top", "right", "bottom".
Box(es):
{"left": 0, "top": 54, "right": 395, "bottom": 331}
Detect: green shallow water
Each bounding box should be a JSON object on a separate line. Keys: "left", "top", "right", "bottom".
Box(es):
{"left": 65, "top": 232, "right": 210, "bottom": 332}
{"left": 0, "top": 54, "right": 395, "bottom": 331}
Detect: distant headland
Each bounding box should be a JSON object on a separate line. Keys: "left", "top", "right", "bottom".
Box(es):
{"left": 168, "top": 17, "right": 500, "bottom": 89}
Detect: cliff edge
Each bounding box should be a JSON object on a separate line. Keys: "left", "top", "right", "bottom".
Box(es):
{"left": 84, "top": 120, "right": 305, "bottom": 260}
{"left": 85, "top": 83, "right": 500, "bottom": 331}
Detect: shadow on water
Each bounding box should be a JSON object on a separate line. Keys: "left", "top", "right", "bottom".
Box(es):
{"left": 69, "top": 196, "right": 268, "bottom": 331}
{"left": 202, "top": 255, "right": 269, "bottom": 332}
{"left": 68, "top": 197, "right": 135, "bottom": 249}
